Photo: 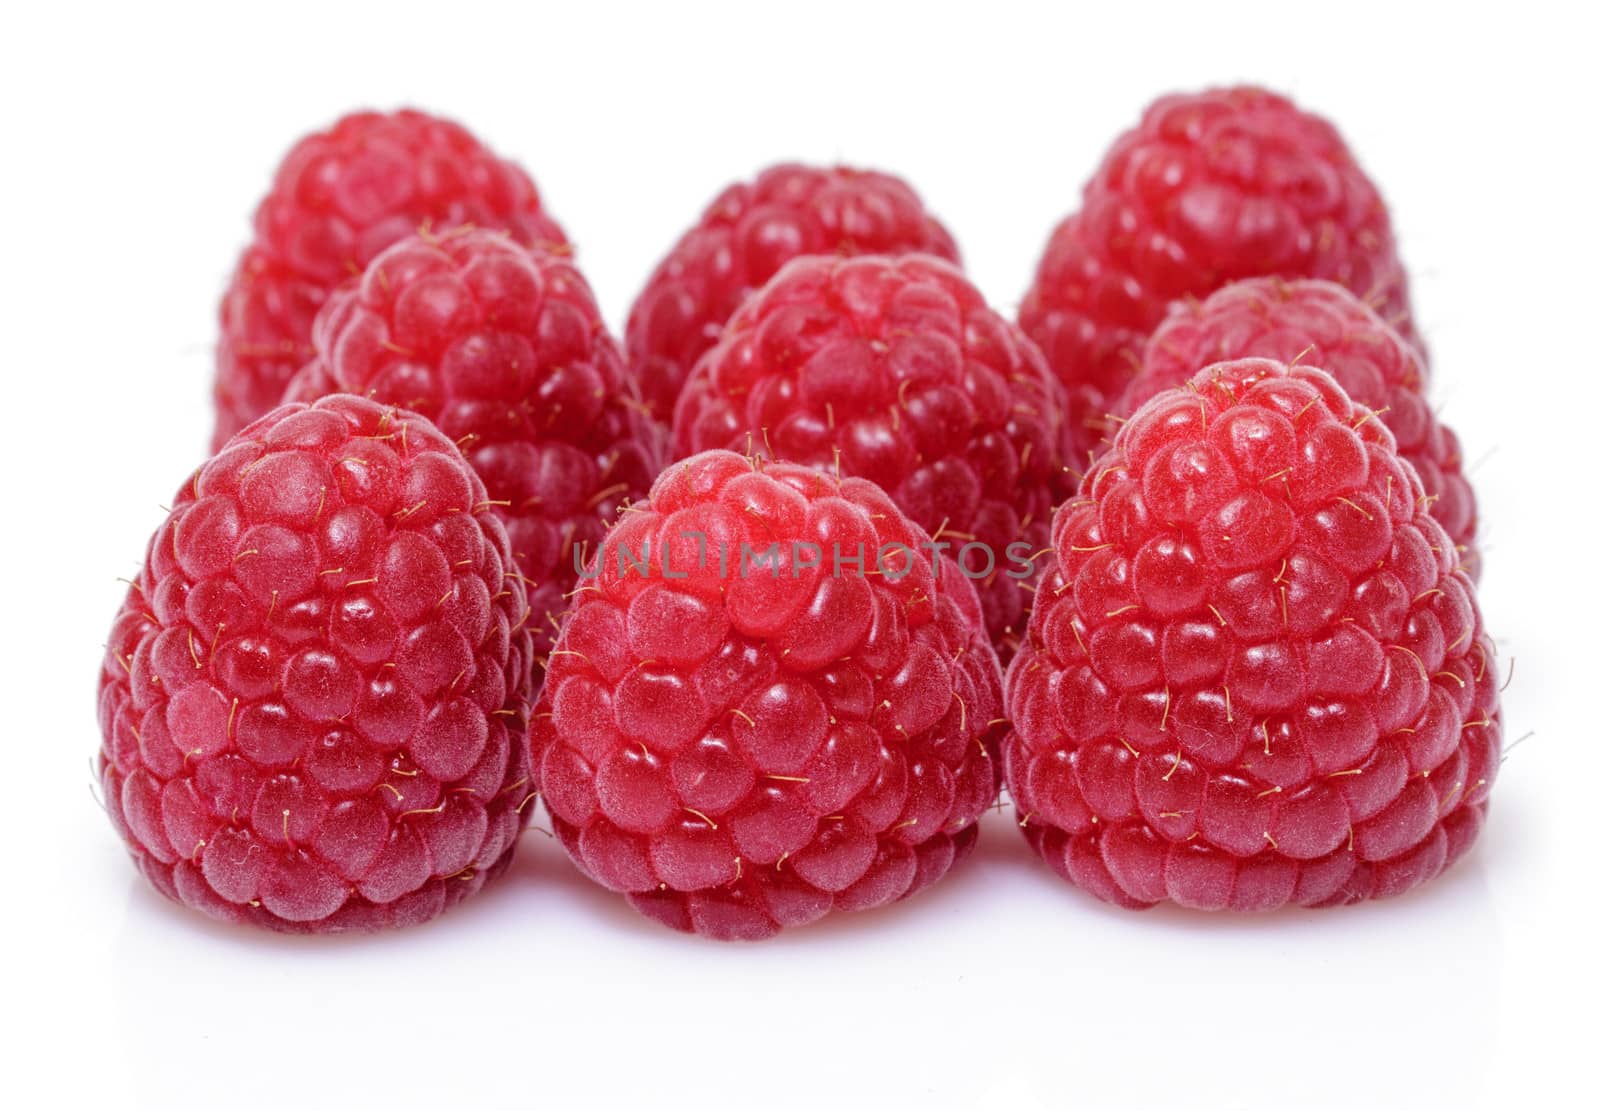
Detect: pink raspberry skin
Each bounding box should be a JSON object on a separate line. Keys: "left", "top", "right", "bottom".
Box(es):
{"left": 1129, "top": 278, "right": 1479, "bottom": 577}
{"left": 287, "top": 230, "right": 663, "bottom": 677}
{"left": 531, "top": 450, "right": 1003, "bottom": 940}
{"left": 673, "top": 253, "right": 1072, "bottom": 657}
{"left": 1004, "top": 359, "right": 1500, "bottom": 911}
{"left": 627, "top": 163, "right": 959, "bottom": 421}
{"left": 98, "top": 396, "right": 536, "bottom": 932}
{"left": 1019, "top": 86, "right": 1418, "bottom": 468}
{"left": 215, "top": 109, "right": 566, "bottom": 449}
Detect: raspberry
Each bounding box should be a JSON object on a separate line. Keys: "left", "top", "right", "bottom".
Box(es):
{"left": 1018, "top": 86, "right": 1417, "bottom": 467}
{"left": 286, "top": 230, "right": 663, "bottom": 677}
{"left": 627, "top": 163, "right": 958, "bottom": 421}
{"left": 673, "top": 254, "right": 1071, "bottom": 655}
{"left": 1129, "top": 278, "right": 1480, "bottom": 577}
{"left": 1003, "top": 359, "right": 1500, "bottom": 910}
{"left": 531, "top": 450, "right": 1003, "bottom": 939}
{"left": 215, "top": 109, "right": 566, "bottom": 449}
{"left": 97, "top": 395, "right": 536, "bottom": 932}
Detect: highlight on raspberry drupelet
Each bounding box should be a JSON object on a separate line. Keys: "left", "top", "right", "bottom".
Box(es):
{"left": 627, "top": 162, "right": 959, "bottom": 422}
{"left": 1003, "top": 358, "right": 1500, "bottom": 910}
{"left": 531, "top": 450, "right": 1004, "bottom": 940}
{"left": 673, "top": 253, "right": 1072, "bottom": 658}
{"left": 285, "top": 229, "right": 663, "bottom": 680}
{"left": 1019, "top": 86, "right": 1418, "bottom": 470}
{"left": 97, "top": 396, "right": 538, "bottom": 932}
{"left": 215, "top": 108, "right": 567, "bottom": 449}
{"left": 1128, "top": 278, "right": 1480, "bottom": 578}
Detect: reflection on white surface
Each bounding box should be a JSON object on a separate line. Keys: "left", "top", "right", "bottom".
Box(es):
{"left": 105, "top": 807, "right": 1506, "bottom": 1111}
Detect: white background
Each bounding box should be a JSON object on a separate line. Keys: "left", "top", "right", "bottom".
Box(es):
{"left": 4, "top": 2, "right": 1594, "bottom": 1107}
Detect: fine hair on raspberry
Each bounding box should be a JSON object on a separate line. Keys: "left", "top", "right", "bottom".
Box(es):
{"left": 1130, "top": 277, "right": 1479, "bottom": 577}
{"left": 214, "top": 108, "right": 566, "bottom": 449}
{"left": 286, "top": 228, "right": 662, "bottom": 680}
{"left": 1019, "top": 85, "right": 1418, "bottom": 469}
{"left": 673, "top": 253, "right": 1072, "bottom": 657}
{"left": 98, "top": 395, "right": 537, "bottom": 932}
{"left": 532, "top": 449, "right": 1003, "bottom": 940}
{"left": 628, "top": 162, "right": 959, "bottom": 421}
{"left": 1004, "top": 358, "right": 1500, "bottom": 910}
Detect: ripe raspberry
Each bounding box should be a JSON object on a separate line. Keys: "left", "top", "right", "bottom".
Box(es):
{"left": 215, "top": 109, "right": 566, "bottom": 449}
{"left": 627, "top": 163, "right": 958, "bottom": 421}
{"left": 1128, "top": 278, "right": 1479, "bottom": 577}
{"left": 98, "top": 395, "right": 536, "bottom": 932}
{"left": 673, "top": 254, "right": 1071, "bottom": 655}
{"left": 532, "top": 450, "right": 1003, "bottom": 940}
{"left": 1019, "top": 86, "right": 1417, "bottom": 467}
{"left": 286, "top": 230, "right": 662, "bottom": 676}
{"left": 1004, "top": 359, "right": 1500, "bottom": 910}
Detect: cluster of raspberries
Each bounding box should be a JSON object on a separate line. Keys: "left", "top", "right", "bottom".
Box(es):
{"left": 101, "top": 86, "right": 1500, "bottom": 941}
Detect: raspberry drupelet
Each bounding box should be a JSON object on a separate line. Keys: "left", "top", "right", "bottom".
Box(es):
{"left": 673, "top": 254, "right": 1072, "bottom": 656}
{"left": 1128, "top": 278, "right": 1479, "bottom": 577}
{"left": 1004, "top": 359, "right": 1500, "bottom": 910}
{"left": 286, "top": 229, "right": 662, "bottom": 677}
{"left": 98, "top": 396, "right": 537, "bottom": 932}
{"left": 532, "top": 450, "right": 1004, "bottom": 940}
{"left": 215, "top": 109, "right": 566, "bottom": 449}
{"left": 1019, "top": 86, "right": 1418, "bottom": 468}
{"left": 627, "top": 163, "right": 958, "bottom": 421}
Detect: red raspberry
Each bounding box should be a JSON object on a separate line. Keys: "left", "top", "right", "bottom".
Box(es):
{"left": 1129, "top": 278, "right": 1480, "bottom": 577}
{"left": 286, "top": 230, "right": 663, "bottom": 676}
{"left": 97, "top": 395, "right": 536, "bottom": 932}
{"left": 1018, "top": 86, "right": 1417, "bottom": 468}
{"left": 532, "top": 450, "right": 1003, "bottom": 939}
{"left": 673, "top": 254, "right": 1071, "bottom": 655}
{"left": 215, "top": 109, "right": 566, "bottom": 449}
{"left": 1004, "top": 359, "right": 1500, "bottom": 910}
{"left": 627, "top": 163, "right": 958, "bottom": 421}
